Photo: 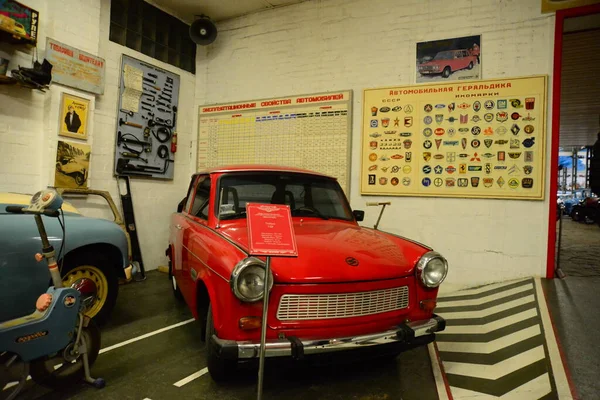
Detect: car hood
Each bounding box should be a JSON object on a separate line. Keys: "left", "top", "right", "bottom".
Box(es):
{"left": 218, "top": 220, "right": 430, "bottom": 283}
{"left": 419, "top": 60, "right": 446, "bottom": 67}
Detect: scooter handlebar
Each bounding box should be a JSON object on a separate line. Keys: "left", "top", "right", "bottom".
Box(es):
{"left": 5, "top": 205, "right": 24, "bottom": 214}
{"left": 5, "top": 206, "right": 60, "bottom": 217}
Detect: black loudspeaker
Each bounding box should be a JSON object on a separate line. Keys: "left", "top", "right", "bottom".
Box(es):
{"left": 189, "top": 15, "right": 217, "bottom": 45}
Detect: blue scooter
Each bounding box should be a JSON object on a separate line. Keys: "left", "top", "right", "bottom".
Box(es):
{"left": 1, "top": 189, "right": 104, "bottom": 399}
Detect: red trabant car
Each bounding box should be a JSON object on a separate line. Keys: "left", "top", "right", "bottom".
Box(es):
{"left": 167, "top": 165, "right": 448, "bottom": 381}
{"left": 418, "top": 49, "right": 477, "bottom": 78}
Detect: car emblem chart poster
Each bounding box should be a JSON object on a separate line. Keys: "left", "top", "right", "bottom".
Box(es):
{"left": 197, "top": 91, "right": 352, "bottom": 193}
{"left": 361, "top": 75, "right": 548, "bottom": 200}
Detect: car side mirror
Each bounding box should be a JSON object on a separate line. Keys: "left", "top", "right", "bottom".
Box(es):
{"left": 353, "top": 210, "right": 365, "bottom": 222}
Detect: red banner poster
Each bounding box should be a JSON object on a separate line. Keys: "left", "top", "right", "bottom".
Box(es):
{"left": 246, "top": 203, "right": 298, "bottom": 257}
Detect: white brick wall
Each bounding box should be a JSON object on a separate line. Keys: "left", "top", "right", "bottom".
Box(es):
{"left": 194, "top": 0, "right": 557, "bottom": 291}
{"left": 0, "top": 0, "right": 559, "bottom": 287}
{"left": 0, "top": 0, "right": 196, "bottom": 272}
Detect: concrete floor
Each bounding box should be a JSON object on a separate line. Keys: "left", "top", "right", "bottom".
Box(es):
{"left": 546, "top": 215, "right": 600, "bottom": 398}
{"left": 542, "top": 276, "right": 600, "bottom": 400}
{"left": 7, "top": 271, "right": 439, "bottom": 400}
{"left": 556, "top": 217, "right": 600, "bottom": 277}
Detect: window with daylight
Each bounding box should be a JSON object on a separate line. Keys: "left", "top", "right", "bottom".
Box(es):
{"left": 109, "top": 0, "right": 196, "bottom": 74}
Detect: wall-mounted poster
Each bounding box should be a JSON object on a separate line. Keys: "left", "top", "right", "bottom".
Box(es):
{"left": 361, "top": 75, "right": 548, "bottom": 200}
{"left": 46, "top": 38, "right": 106, "bottom": 95}
{"left": 416, "top": 35, "right": 481, "bottom": 83}
{"left": 54, "top": 140, "right": 90, "bottom": 189}
{"left": 542, "top": 0, "right": 600, "bottom": 13}
{"left": 59, "top": 93, "right": 89, "bottom": 140}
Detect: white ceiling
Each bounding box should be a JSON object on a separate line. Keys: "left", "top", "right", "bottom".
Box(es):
{"left": 151, "top": 0, "right": 308, "bottom": 23}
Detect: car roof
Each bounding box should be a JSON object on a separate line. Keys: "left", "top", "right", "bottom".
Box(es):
{"left": 196, "top": 164, "right": 336, "bottom": 179}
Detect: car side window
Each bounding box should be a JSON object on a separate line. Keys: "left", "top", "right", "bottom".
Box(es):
{"left": 191, "top": 176, "right": 211, "bottom": 220}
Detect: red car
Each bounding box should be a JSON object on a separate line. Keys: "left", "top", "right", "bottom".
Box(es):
{"left": 167, "top": 165, "right": 448, "bottom": 381}
{"left": 418, "top": 49, "right": 477, "bottom": 78}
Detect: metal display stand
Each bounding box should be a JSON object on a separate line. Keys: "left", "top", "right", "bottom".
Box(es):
{"left": 257, "top": 257, "right": 271, "bottom": 400}
{"left": 113, "top": 54, "right": 179, "bottom": 180}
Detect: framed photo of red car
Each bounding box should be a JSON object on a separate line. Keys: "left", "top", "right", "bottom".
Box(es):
{"left": 246, "top": 203, "right": 298, "bottom": 257}
{"left": 59, "top": 93, "right": 90, "bottom": 140}
{"left": 416, "top": 35, "right": 481, "bottom": 84}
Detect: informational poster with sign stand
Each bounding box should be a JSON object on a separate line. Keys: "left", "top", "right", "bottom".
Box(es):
{"left": 246, "top": 203, "right": 298, "bottom": 399}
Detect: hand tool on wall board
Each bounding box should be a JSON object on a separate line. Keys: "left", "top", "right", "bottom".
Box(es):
{"left": 120, "top": 109, "right": 134, "bottom": 116}
{"left": 118, "top": 132, "right": 152, "bottom": 153}
{"left": 119, "top": 118, "right": 143, "bottom": 129}
{"left": 143, "top": 77, "right": 156, "bottom": 84}
{"left": 120, "top": 152, "right": 148, "bottom": 163}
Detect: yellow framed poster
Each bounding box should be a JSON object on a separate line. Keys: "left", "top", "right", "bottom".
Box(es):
{"left": 361, "top": 75, "right": 548, "bottom": 200}
{"left": 59, "top": 93, "right": 90, "bottom": 140}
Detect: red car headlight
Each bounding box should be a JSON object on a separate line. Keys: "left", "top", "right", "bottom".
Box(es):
{"left": 230, "top": 257, "right": 274, "bottom": 302}
{"left": 416, "top": 251, "right": 448, "bottom": 288}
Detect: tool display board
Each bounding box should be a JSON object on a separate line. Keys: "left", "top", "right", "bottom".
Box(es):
{"left": 197, "top": 91, "right": 352, "bottom": 193}
{"left": 361, "top": 75, "right": 548, "bottom": 200}
{"left": 113, "top": 55, "right": 179, "bottom": 180}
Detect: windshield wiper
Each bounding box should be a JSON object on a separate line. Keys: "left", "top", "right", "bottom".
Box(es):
{"left": 291, "top": 207, "right": 329, "bottom": 220}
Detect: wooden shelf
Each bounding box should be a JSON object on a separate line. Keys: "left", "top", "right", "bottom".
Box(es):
{"left": 0, "top": 75, "right": 17, "bottom": 85}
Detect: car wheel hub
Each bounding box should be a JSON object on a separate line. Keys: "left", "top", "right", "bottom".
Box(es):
{"left": 62, "top": 265, "right": 107, "bottom": 319}
{"left": 172, "top": 275, "right": 177, "bottom": 290}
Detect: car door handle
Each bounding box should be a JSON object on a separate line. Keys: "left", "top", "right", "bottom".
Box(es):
{"left": 176, "top": 224, "right": 182, "bottom": 230}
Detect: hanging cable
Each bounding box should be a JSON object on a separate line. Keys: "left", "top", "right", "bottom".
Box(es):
{"left": 153, "top": 126, "right": 172, "bottom": 143}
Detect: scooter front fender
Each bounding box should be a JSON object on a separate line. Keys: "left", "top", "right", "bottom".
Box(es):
{"left": 0, "top": 287, "right": 81, "bottom": 362}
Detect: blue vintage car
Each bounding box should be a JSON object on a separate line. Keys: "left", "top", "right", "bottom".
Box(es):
{"left": 0, "top": 191, "right": 132, "bottom": 324}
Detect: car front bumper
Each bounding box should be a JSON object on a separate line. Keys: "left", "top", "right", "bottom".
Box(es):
{"left": 211, "top": 315, "right": 445, "bottom": 360}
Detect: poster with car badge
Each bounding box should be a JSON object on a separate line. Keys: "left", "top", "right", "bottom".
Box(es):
{"left": 416, "top": 35, "right": 481, "bottom": 83}
{"left": 54, "top": 140, "right": 90, "bottom": 189}
{"left": 59, "top": 93, "right": 90, "bottom": 140}
{"left": 361, "top": 75, "right": 547, "bottom": 200}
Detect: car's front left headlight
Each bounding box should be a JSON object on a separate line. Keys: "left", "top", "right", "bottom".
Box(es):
{"left": 230, "top": 257, "right": 273, "bottom": 302}
{"left": 416, "top": 251, "right": 448, "bottom": 288}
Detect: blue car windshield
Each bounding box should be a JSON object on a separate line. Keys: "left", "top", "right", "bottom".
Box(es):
{"left": 216, "top": 172, "right": 353, "bottom": 221}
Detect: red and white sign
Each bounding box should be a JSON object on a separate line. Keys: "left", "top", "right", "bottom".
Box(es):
{"left": 200, "top": 92, "right": 349, "bottom": 114}
{"left": 246, "top": 203, "right": 298, "bottom": 257}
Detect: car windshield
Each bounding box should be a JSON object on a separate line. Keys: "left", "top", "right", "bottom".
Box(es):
{"left": 216, "top": 172, "right": 353, "bottom": 221}
{"left": 433, "top": 51, "right": 454, "bottom": 60}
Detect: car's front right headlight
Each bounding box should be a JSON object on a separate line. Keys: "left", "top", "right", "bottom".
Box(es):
{"left": 230, "top": 257, "right": 273, "bottom": 302}
{"left": 416, "top": 251, "right": 448, "bottom": 288}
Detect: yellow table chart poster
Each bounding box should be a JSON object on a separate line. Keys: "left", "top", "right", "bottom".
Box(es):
{"left": 361, "top": 75, "right": 548, "bottom": 200}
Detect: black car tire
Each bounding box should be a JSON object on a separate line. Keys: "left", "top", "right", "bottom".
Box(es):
{"left": 468, "top": 62, "right": 473, "bottom": 70}
{"left": 74, "top": 172, "right": 85, "bottom": 186}
{"left": 60, "top": 253, "right": 119, "bottom": 325}
{"left": 442, "top": 67, "right": 451, "bottom": 78}
{"left": 169, "top": 258, "right": 184, "bottom": 301}
{"left": 571, "top": 207, "right": 582, "bottom": 222}
{"left": 206, "top": 304, "right": 238, "bottom": 383}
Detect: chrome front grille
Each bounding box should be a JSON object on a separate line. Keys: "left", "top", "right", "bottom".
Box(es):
{"left": 276, "top": 286, "right": 409, "bottom": 321}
